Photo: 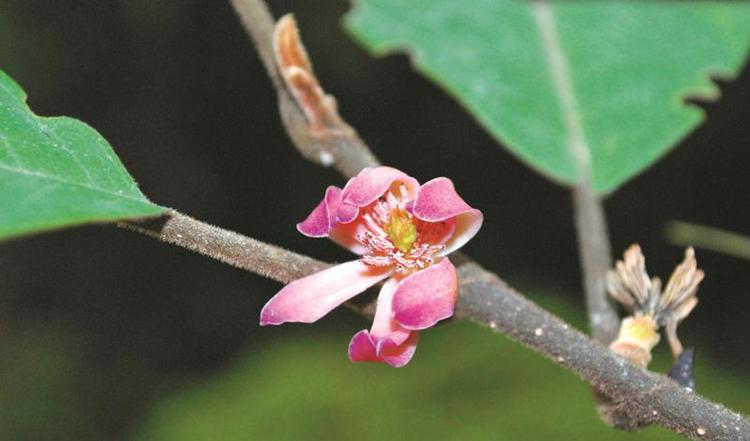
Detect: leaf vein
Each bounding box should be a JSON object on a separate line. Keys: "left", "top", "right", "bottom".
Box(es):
{"left": 531, "top": 1, "right": 591, "bottom": 181}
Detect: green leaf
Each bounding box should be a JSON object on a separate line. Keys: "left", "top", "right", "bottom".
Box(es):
{"left": 0, "top": 70, "right": 164, "bottom": 240}
{"left": 345, "top": 1, "right": 750, "bottom": 193}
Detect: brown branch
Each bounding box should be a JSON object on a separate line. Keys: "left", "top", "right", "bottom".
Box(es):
{"left": 120, "top": 211, "right": 327, "bottom": 283}
{"left": 122, "top": 210, "right": 749, "bottom": 441}
{"left": 119, "top": 213, "right": 373, "bottom": 318}
{"left": 233, "top": 0, "right": 619, "bottom": 346}
{"left": 221, "top": 0, "right": 749, "bottom": 438}
{"left": 457, "top": 261, "right": 749, "bottom": 440}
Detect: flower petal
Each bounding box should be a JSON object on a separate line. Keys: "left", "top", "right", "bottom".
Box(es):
{"left": 347, "top": 278, "right": 417, "bottom": 367}
{"left": 347, "top": 330, "right": 379, "bottom": 363}
{"left": 441, "top": 209, "right": 482, "bottom": 256}
{"left": 341, "top": 166, "right": 420, "bottom": 208}
{"left": 378, "top": 332, "right": 419, "bottom": 367}
{"left": 296, "top": 186, "right": 342, "bottom": 237}
{"left": 348, "top": 330, "right": 419, "bottom": 368}
{"left": 412, "top": 177, "right": 483, "bottom": 255}
{"left": 371, "top": 277, "right": 411, "bottom": 346}
{"left": 392, "top": 258, "right": 458, "bottom": 330}
{"left": 260, "top": 261, "right": 391, "bottom": 326}
{"left": 295, "top": 186, "right": 369, "bottom": 254}
{"left": 335, "top": 203, "right": 359, "bottom": 224}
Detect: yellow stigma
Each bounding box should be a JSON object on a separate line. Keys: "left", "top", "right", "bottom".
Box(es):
{"left": 386, "top": 208, "right": 417, "bottom": 253}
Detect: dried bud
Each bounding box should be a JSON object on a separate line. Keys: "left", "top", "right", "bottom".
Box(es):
{"left": 660, "top": 248, "right": 703, "bottom": 358}
{"left": 607, "top": 245, "right": 704, "bottom": 364}
{"left": 273, "top": 14, "right": 344, "bottom": 132}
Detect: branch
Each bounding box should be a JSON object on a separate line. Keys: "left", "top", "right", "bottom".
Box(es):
{"left": 119, "top": 213, "right": 374, "bottom": 318}
{"left": 458, "top": 262, "right": 749, "bottom": 440}
{"left": 232, "top": 0, "right": 620, "bottom": 345}
{"left": 120, "top": 211, "right": 327, "bottom": 283}
{"left": 122, "top": 210, "right": 749, "bottom": 441}
{"left": 230, "top": 0, "right": 750, "bottom": 439}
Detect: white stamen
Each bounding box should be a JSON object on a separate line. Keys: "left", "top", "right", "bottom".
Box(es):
{"left": 399, "top": 183, "right": 409, "bottom": 200}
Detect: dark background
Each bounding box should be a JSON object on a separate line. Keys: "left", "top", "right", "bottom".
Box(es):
{"left": 0, "top": 1, "right": 748, "bottom": 440}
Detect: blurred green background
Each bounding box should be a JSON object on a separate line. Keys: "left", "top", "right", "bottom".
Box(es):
{"left": 0, "top": 1, "right": 748, "bottom": 440}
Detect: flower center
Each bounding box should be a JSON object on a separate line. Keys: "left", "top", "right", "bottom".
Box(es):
{"left": 385, "top": 208, "right": 417, "bottom": 253}
{"left": 356, "top": 183, "right": 445, "bottom": 272}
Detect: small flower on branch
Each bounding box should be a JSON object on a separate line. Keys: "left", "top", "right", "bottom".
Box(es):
{"left": 607, "top": 244, "right": 704, "bottom": 367}
{"left": 260, "top": 166, "right": 483, "bottom": 367}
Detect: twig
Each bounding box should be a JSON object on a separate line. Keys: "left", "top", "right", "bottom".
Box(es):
{"left": 122, "top": 210, "right": 750, "bottom": 441}
{"left": 667, "top": 221, "right": 750, "bottom": 261}
{"left": 120, "top": 211, "right": 327, "bottom": 283}
{"left": 532, "top": 1, "right": 619, "bottom": 345}
{"left": 119, "top": 213, "right": 375, "bottom": 317}
{"left": 222, "top": 0, "right": 750, "bottom": 438}
{"left": 457, "top": 262, "right": 749, "bottom": 440}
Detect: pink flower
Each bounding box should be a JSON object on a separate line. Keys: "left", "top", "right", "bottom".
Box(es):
{"left": 260, "top": 167, "right": 483, "bottom": 367}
